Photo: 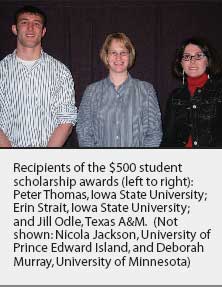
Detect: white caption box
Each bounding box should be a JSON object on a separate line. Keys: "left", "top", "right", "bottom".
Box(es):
{"left": 0, "top": 149, "right": 221, "bottom": 285}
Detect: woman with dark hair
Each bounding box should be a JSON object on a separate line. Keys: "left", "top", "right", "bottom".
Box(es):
{"left": 161, "top": 37, "right": 222, "bottom": 147}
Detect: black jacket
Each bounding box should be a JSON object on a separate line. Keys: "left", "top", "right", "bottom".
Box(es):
{"left": 161, "top": 77, "right": 222, "bottom": 147}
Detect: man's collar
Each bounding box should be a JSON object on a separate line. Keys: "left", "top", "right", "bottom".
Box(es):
{"left": 12, "top": 49, "right": 44, "bottom": 61}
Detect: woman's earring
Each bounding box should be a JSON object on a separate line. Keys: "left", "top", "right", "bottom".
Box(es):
{"left": 182, "top": 70, "right": 185, "bottom": 85}
{"left": 208, "top": 74, "right": 210, "bottom": 79}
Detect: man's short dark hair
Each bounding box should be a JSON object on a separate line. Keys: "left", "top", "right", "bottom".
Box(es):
{"left": 14, "top": 5, "right": 47, "bottom": 27}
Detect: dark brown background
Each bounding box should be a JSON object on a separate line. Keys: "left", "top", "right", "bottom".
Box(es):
{"left": 1, "top": 0, "right": 222, "bottom": 147}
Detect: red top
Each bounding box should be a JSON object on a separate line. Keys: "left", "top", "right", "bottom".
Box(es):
{"left": 185, "top": 73, "right": 208, "bottom": 147}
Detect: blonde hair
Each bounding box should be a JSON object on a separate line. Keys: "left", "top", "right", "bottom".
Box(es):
{"left": 100, "top": 32, "right": 136, "bottom": 69}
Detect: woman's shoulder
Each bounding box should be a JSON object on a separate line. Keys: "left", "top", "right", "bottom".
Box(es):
{"left": 168, "top": 85, "right": 187, "bottom": 99}
{"left": 210, "top": 74, "right": 222, "bottom": 86}
{"left": 84, "top": 78, "right": 107, "bottom": 93}
{"left": 87, "top": 78, "right": 107, "bottom": 88}
{"left": 131, "top": 77, "right": 154, "bottom": 90}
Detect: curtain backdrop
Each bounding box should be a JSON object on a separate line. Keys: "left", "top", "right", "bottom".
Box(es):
{"left": 1, "top": 0, "right": 222, "bottom": 147}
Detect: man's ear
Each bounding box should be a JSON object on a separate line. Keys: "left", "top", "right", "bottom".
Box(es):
{"left": 12, "top": 25, "right": 17, "bottom": 36}
{"left": 42, "top": 27, "right": 46, "bottom": 38}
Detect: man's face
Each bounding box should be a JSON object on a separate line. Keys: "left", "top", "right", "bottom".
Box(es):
{"left": 12, "top": 12, "right": 46, "bottom": 49}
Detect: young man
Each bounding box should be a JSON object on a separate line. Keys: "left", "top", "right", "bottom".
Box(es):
{"left": 0, "top": 6, "right": 77, "bottom": 147}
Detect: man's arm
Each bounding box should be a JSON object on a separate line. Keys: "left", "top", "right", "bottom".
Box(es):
{"left": 51, "top": 66, "right": 77, "bottom": 148}
{"left": 0, "top": 129, "right": 12, "bottom": 147}
{"left": 47, "top": 123, "right": 73, "bottom": 147}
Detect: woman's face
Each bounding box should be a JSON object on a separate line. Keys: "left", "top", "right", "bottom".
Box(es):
{"left": 107, "top": 39, "right": 129, "bottom": 75}
{"left": 181, "top": 44, "right": 208, "bottom": 78}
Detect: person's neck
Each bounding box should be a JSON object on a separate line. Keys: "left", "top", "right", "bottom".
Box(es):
{"left": 187, "top": 73, "right": 208, "bottom": 96}
{"left": 109, "top": 71, "right": 128, "bottom": 90}
{"left": 16, "top": 45, "right": 42, "bottom": 61}
{"left": 187, "top": 73, "right": 208, "bottom": 85}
